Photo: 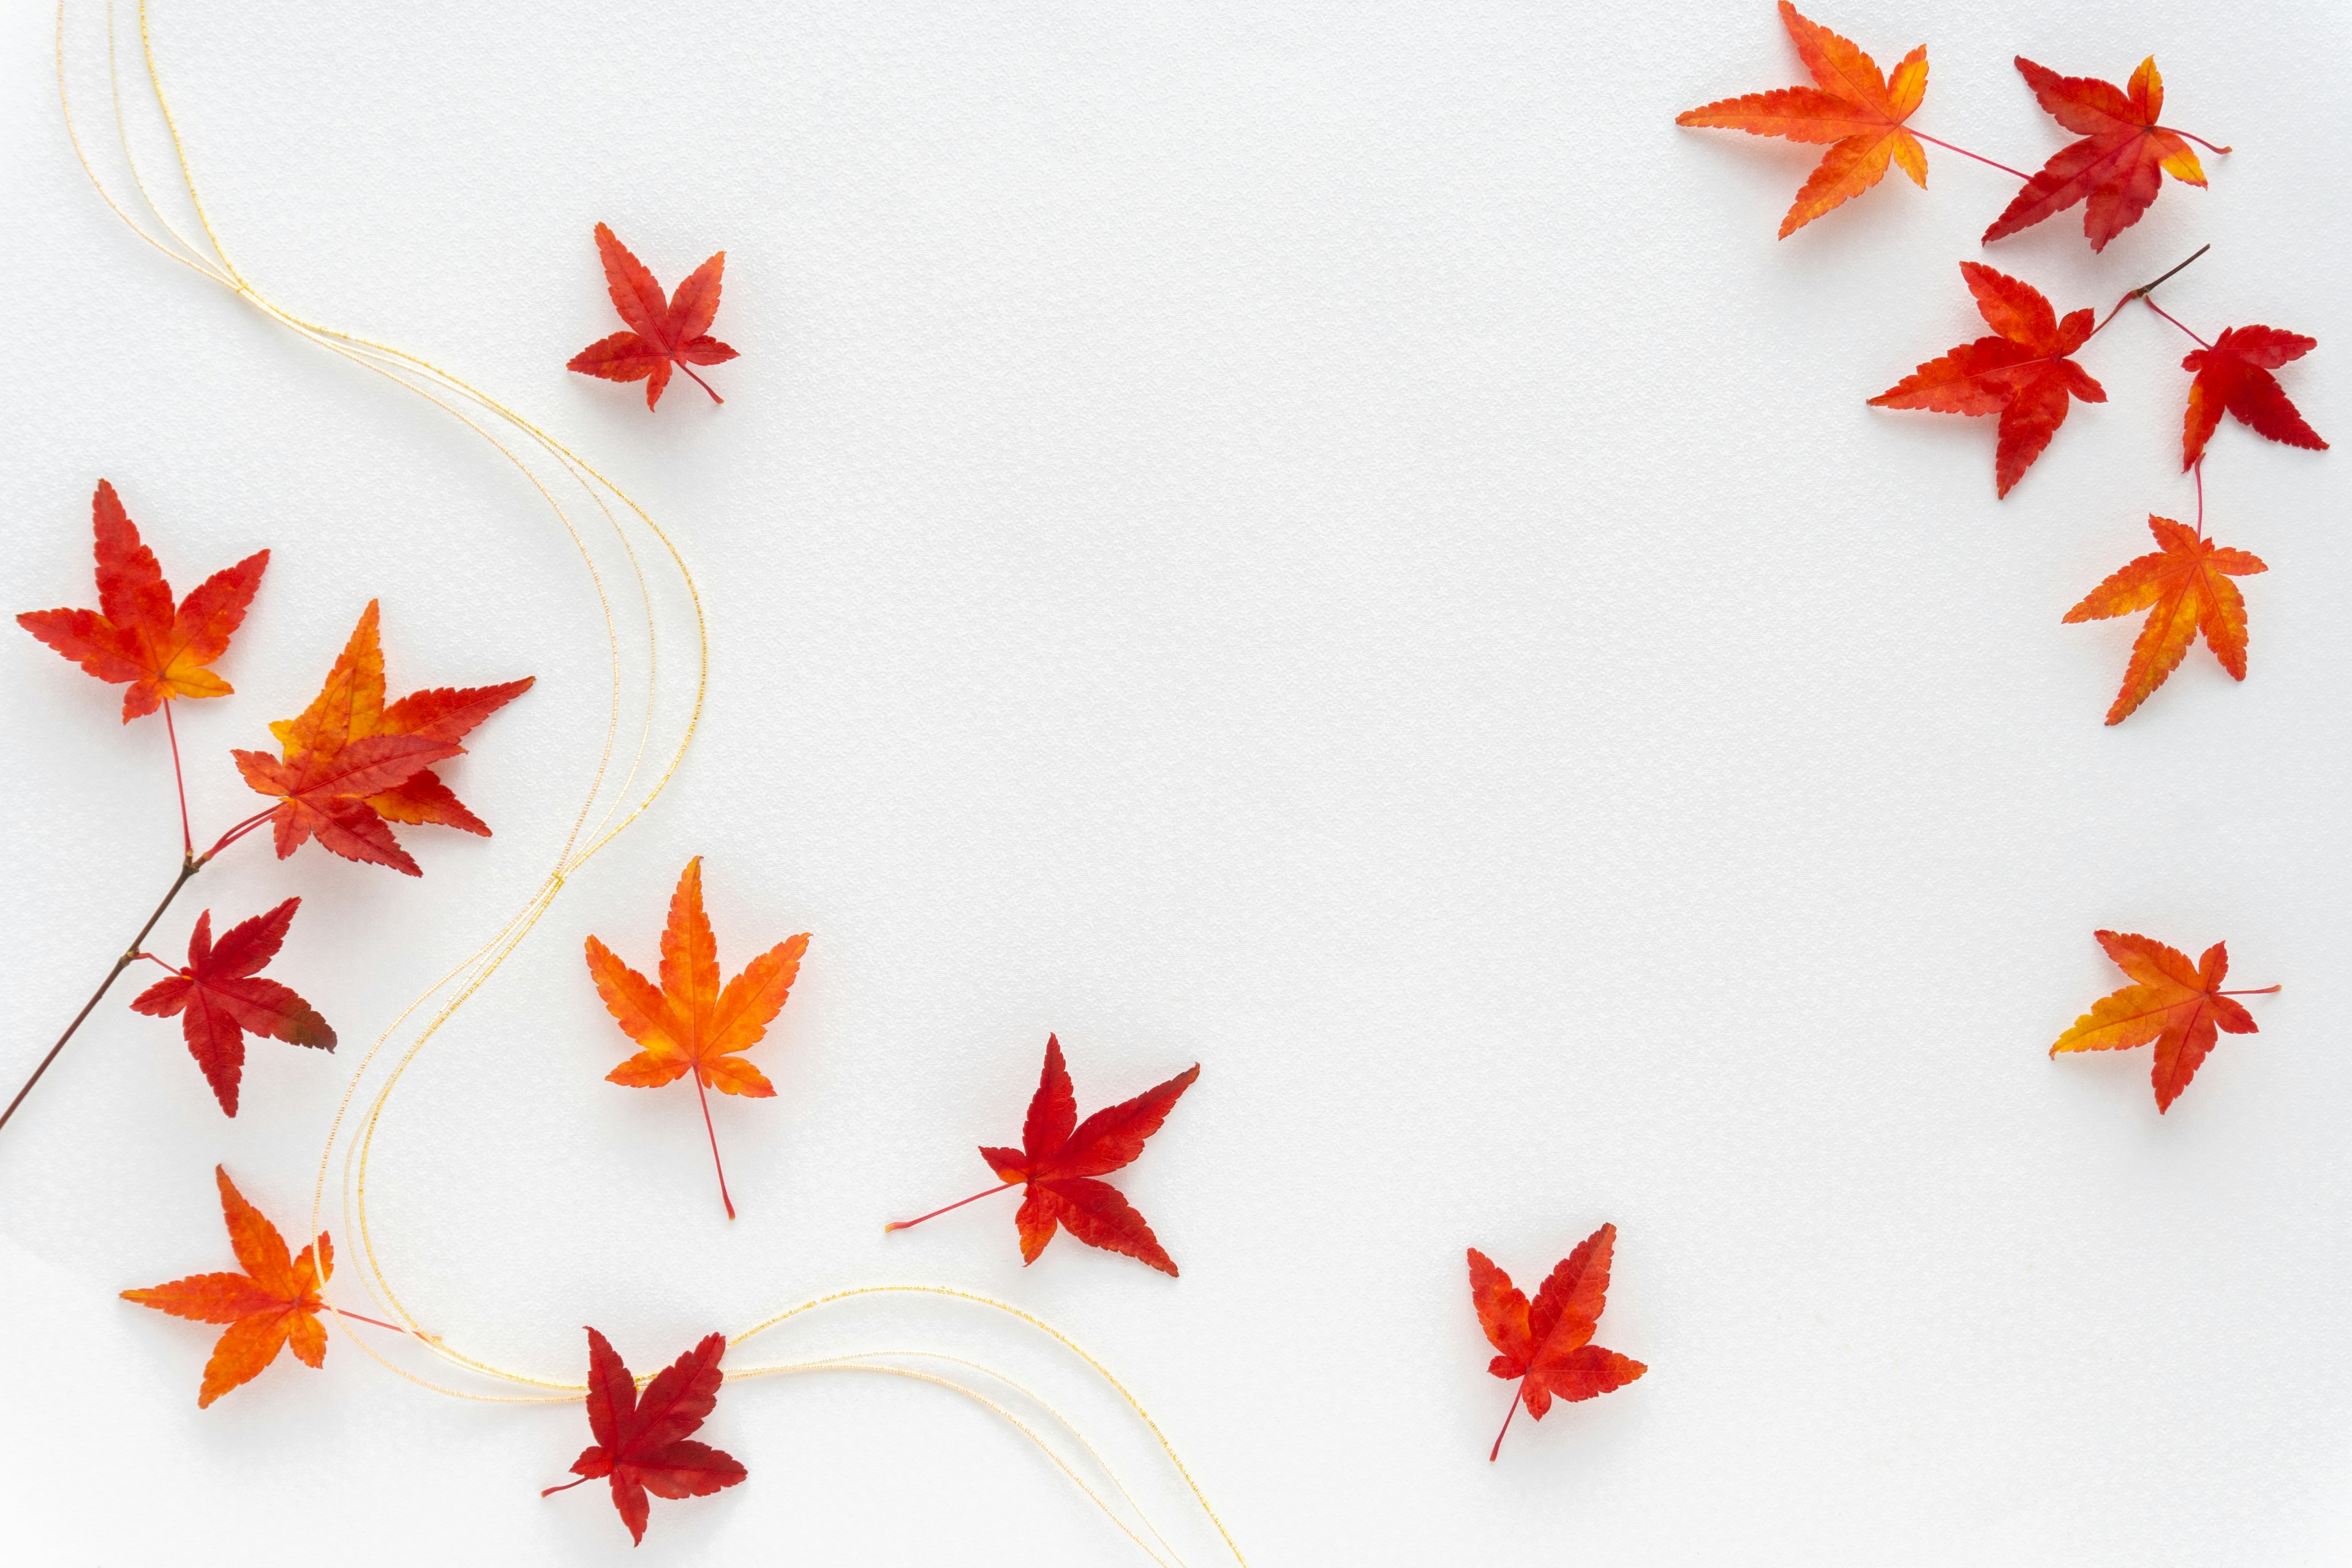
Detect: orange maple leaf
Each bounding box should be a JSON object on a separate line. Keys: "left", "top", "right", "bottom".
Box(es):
{"left": 2180, "top": 326, "right": 2327, "bottom": 470}
{"left": 1469, "top": 1225, "right": 1646, "bottom": 1461}
{"left": 887, "top": 1035, "right": 1198, "bottom": 1275}
{"left": 2064, "top": 516, "right": 2264, "bottom": 725}
{"left": 17, "top": 479, "right": 267, "bottom": 722}
{"left": 1983, "top": 57, "right": 2220, "bottom": 252}
{"left": 1870, "top": 262, "right": 2105, "bottom": 497}
{"left": 2051, "top": 931, "right": 2275, "bottom": 1111}
{"left": 567, "top": 223, "right": 737, "bottom": 409}
{"left": 585, "top": 858, "right": 810, "bottom": 1218}
{"left": 1676, "top": 2, "right": 1929, "bottom": 238}
{"left": 231, "top": 601, "right": 533, "bottom": 875}
{"left": 121, "top": 1166, "right": 333, "bottom": 1407}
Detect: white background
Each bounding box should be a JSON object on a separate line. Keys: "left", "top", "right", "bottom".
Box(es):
{"left": 2, "top": 1, "right": 2348, "bottom": 1562}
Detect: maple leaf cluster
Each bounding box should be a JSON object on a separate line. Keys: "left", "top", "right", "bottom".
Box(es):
{"left": 1681, "top": 8, "right": 2326, "bottom": 726}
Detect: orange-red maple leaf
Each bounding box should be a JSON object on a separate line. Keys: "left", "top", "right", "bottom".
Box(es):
{"left": 17, "top": 479, "right": 267, "bottom": 722}
{"left": 1675, "top": 2, "right": 1929, "bottom": 238}
{"left": 1983, "top": 57, "right": 2219, "bottom": 252}
{"left": 2051, "top": 930, "right": 2275, "bottom": 1111}
{"left": 542, "top": 1329, "right": 747, "bottom": 1546}
{"left": 2064, "top": 515, "right": 2264, "bottom": 725}
{"left": 888, "top": 1035, "right": 1198, "bottom": 1275}
{"left": 1469, "top": 1226, "right": 1646, "bottom": 1461}
{"left": 121, "top": 1166, "right": 333, "bottom": 1407}
{"left": 128, "top": 897, "right": 334, "bottom": 1116}
{"left": 585, "top": 858, "right": 810, "bottom": 1219}
{"left": 231, "top": 601, "right": 533, "bottom": 876}
{"left": 1870, "top": 262, "right": 2105, "bottom": 497}
{"left": 2180, "top": 326, "right": 2326, "bottom": 470}
{"left": 567, "top": 224, "right": 737, "bottom": 409}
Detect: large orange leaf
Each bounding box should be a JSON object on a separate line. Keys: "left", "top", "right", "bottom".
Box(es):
{"left": 888, "top": 1034, "right": 1198, "bottom": 1275}
{"left": 542, "top": 1329, "right": 746, "bottom": 1545}
{"left": 17, "top": 479, "right": 266, "bottom": 722}
{"left": 2064, "top": 516, "right": 2264, "bottom": 725}
{"left": 1869, "top": 262, "right": 2105, "bottom": 497}
{"left": 1676, "top": 2, "right": 1929, "bottom": 238}
{"left": 128, "top": 897, "right": 335, "bottom": 1116}
{"left": 1983, "top": 56, "right": 2217, "bottom": 252}
{"left": 567, "top": 223, "right": 738, "bottom": 409}
{"left": 1469, "top": 1225, "right": 1646, "bottom": 1460}
{"left": 121, "top": 1166, "right": 333, "bottom": 1407}
{"left": 585, "top": 858, "right": 810, "bottom": 1218}
{"left": 2052, "top": 931, "right": 2274, "bottom": 1111}
{"left": 231, "top": 600, "right": 533, "bottom": 875}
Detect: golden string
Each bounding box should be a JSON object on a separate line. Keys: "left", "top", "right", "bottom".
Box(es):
{"left": 60, "top": 4, "right": 1248, "bottom": 1562}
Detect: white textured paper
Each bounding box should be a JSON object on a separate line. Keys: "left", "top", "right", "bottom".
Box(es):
{"left": 2, "top": 1, "right": 2349, "bottom": 1562}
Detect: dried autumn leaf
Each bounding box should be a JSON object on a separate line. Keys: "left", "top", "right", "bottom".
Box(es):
{"left": 1983, "top": 57, "right": 2220, "bottom": 252}
{"left": 585, "top": 857, "right": 810, "bottom": 1219}
{"left": 128, "top": 897, "right": 335, "bottom": 1116}
{"left": 887, "top": 1034, "right": 1197, "bottom": 1275}
{"left": 1870, "top": 262, "right": 2105, "bottom": 497}
{"left": 542, "top": 1328, "right": 747, "bottom": 1546}
{"left": 18, "top": 479, "right": 267, "bottom": 722}
{"left": 2064, "top": 516, "right": 2264, "bottom": 725}
{"left": 2180, "top": 326, "right": 2327, "bottom": 470}
{"left": 568, "top": 223, "right": 737, "bottom": 409}
{"left": 121, "top": 1166, "right": 333, "bottom": 1407}
{"left": 1469, "top": 1226, "right": 1646, "bottom": 1461}
{"left": 1675, "top": 2, "right": 1929, "bottom": 238}
{"left": 2051, "top": 930, "right": 2275, "bottom": 1110}
{"left": 231, "top": 600, "right": 533, "bottom": 876}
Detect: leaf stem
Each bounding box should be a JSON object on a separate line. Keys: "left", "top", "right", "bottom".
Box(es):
{"left": 2168, "top": 128, "right": 2232, "bottom": 156}
{"left": 540, "top": 1476, "right": 592, "bottom": 1498}
{"left": 330, "top": 1307, "right": 415, "bottom": 1335}
{"left": 161, "top": 698, "right": 193, "bottom": 859}
{"left": 2193, "top": 458, "right": 2206, "bottom": 539}
{"left": 2086, "top": 245, "right": 2212, "bottom": 344}
{"left": 0, "top": 853, "right": 205, "bottom": 1137}
{"left": 677, "top": 363, "right": 723, "bottom": 404}
{"left": 1488, "top": 1382, "right": 1525, "bottom": 1462}
{"left": 884, "top": 1180, "right": 1021, "bottom": 1232}
{"left": 2141, "top": 298, "right": 2211, "bottom": 350}
{"left": 1910, "top": 131, "right": 2032, "bottom": 183}
{"left": 2221, "top": 984, "right": 2282, "bottom": 996}
{"left": 693, "top": 1068, "right": 737, "bottom": 1220}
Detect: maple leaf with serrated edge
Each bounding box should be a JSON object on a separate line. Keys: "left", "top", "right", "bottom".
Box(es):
{"left": 1675, "top": 2, "right": 1928, "bottom": 238}
{"left": 2180, "top": 326, "right": 2327, "bottom": 470}
{"left": 128, "top": 897, "right": 334, "bottom": 1116}
{"left": 231, "top": 601, "right": 532, "bottom": 876}
{"left": 585, "top": 857, "right": 809, "bottom": 1219}
{"left": 121, "top": 1166, "right": 333, "bottom": 1407}
{"left": 2051, "top": 931, "right": 2275, "bottom": 1111}
{"left": 1470, "top": 1226, "right": 1646, "bottom": 1461}
{"left": 887, "top": 1035, "right": 1197, "bottom": 1275}
{"left": 18, "top": 479, "right": 267, "bottom": 722}
{"left": 1983, "top": 56, "right": 2221, "bottom": 252}
{"left": 1870, "top": 262, "right": 2105, "bottom": 497}
{"left": 2064, "top": 516, "right": 2264, "bottom": 725}
{"left": 567, "top": 223, "right": 737, "bottom": 409}
{"left": 543, "top": 1329, "right": 747, "bottom": 1546}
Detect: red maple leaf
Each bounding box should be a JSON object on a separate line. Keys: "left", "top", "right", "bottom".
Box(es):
{"left": 1870, "top": 262, "right": 2105, "bottom": 497}
{"left": 1673, "top": 2, "right": 1929, "bottom": 239}
{"left": 567, "top": 223, "right": 737, "bottom": 409}
{"left": 2179, "top": 325, "right": 2327, "bottom": 470}
{"left": 543, "top": 1329, "right": 747, "bottom": 1545}
{"left": 2051, "top": 931, "right": 2276, "bottom": 1110}
{"left": 1983, "top": 56, "right": 2221, "bottom": 252}
{"left": 18, "top": 479, "right": 267, "bottom": 722}
{"left": 231, "top": 601, "right": 533, "bottom": 875}
{"left": 1469, "top": 1225, "right": 1646, "bottom": 1461}
{"left": 887, "top": 1035, "right": 1198, "bottom": 1275}
{"left": 2064, "top": 515, "right": 2264, "bottom": 725}
{"left": 121, "top": 1166, "right": 334, "bottom": 1408}
{"left": 128, "top": 897, "right": 335, "bottom": 1116}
